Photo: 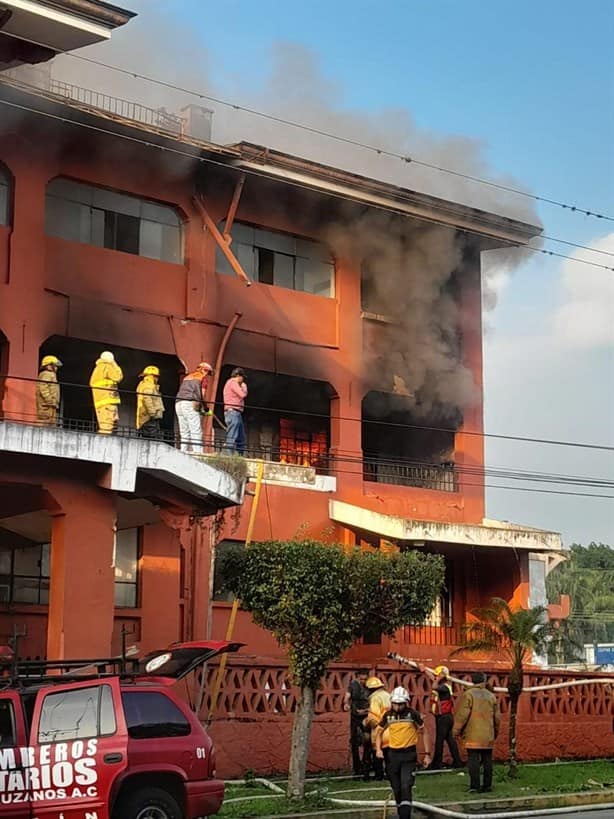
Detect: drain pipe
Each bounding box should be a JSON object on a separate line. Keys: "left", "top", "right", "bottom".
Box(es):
{"left": 203, "top": 311, "right": 242, "bottom": 448}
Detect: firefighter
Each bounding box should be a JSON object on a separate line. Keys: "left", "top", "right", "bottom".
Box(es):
{"left": 453, "top": 672, "right": 501, "bottom": 793}
{"left": 89, "top": 351, "right": 123, "bottom": 434}
{"left": 36, "top": 355, "right": 62, "bottom": 425}
{"left": 343, "top": 669, "right": 370, "bottom": 777}
{"left": 376, "top": 686, "right": 432, "bottom": 819}
{"left": 429, "top": 665, "right": 463, "bottom": 769}
{"left": 363, "top": 676, "right": 391, "bottom": 781}
{"left": 136, "top": 365, "right": 164, "bottom": 439}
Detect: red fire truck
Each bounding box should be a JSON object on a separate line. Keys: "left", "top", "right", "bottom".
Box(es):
{"left": 0, "top": 640, "right": 241, "bottom": 819}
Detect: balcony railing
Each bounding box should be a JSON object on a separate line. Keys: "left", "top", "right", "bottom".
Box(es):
{"left": 1, "top": 375, "right": 460, "bottom": 492}
{"left": 364, "top": 455, "right": 457, "bottom": 492}
{"left": 401, "top": 621, "right": 464, "bottom": 646}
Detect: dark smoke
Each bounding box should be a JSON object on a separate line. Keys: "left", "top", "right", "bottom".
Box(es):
{"left": 16, "top": 2, "right": 542, "bottom": 416}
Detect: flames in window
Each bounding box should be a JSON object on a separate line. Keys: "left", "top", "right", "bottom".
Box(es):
{"left": 279, "top": 418, "right": 328, "bottom": 468}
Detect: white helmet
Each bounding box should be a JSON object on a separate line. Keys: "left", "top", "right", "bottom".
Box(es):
{"left": 100, "top": 351, "right": 115, "bottom": 363}
{"left": 391, "top": 686, "right": 410, "bottom": 704}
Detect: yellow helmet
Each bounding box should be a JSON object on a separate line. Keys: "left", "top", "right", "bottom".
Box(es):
{"left": 41, "top": 355, "right": 62, "bottom": 368}
{"left": 365, "top": 676, "right": 384, "bottom": 690}
{"left": 140, "top": 365, "right": 160, "bottom": 377}
{"left": 434, "top": 665, "right": 450, "bottom": 678}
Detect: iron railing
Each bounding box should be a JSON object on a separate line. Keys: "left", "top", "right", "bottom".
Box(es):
{"left": 364, "top": 455, "right": 457, "bottom": 492}
{"left": 0, "top": 70, "right": 186, "bottom": 137}
{"left": 401, "top": 621, "right": 464, "bottom": 646}
{"left": 1, "top": 374, "right": 459, "bottom": 492}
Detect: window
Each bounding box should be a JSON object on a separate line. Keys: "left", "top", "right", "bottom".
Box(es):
{"left": 38, "top": 684, "right": 116, "bottom": 743}
{"left": 212, "top": 540, "right": 242, "bottom": 602}
{"left": 121, "top": 691, "right": 191, "bottom": 739}
{"left": 114, "top": 528, "right": 140, "bottom": 608}
{"left": 0, "top": 165, "right": 10, "bottom": 226}
{"left": 0, "top": 543, "right": 50, "bottom": 605}
{"left": 0, "top": 700, "right": 16, "bottom": 748}
{"left": 45, "top": 178, "right": 183, "bottom": 263}
{"left": 217, "top": 222, "right": 335, "bottom": 297}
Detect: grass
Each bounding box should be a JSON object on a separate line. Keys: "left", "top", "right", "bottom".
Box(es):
{"left": 218, "top": 760, "right": 614, "bottom": 817}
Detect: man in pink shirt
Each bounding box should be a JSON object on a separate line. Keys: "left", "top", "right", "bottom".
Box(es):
{"left": 223, "top": 367, "right": 248, "bottom": 454}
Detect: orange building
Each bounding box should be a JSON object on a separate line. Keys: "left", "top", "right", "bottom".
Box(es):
{"left": 6, "top": 16, "right": 610, "bottom": 773}
{"left": 0, "top": 63, "right": 565, "bottom": 665}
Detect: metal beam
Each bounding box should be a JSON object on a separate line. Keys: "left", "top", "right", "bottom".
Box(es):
{"left": 193, "top": 195, "right": 252, "bottom": 287}
{"left": 223, "top": 173, "right": 245, "bottom": 243}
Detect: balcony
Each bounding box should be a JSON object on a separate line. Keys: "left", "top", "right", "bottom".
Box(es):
{"left": 0, "top": 420, "right": 244, "bottom": 510}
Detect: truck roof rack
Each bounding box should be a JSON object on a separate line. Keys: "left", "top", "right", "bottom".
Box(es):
{"left": 0, "top": 654, "right": 142, "bottom": 689}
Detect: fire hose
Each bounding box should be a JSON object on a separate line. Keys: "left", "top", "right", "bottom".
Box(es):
{"left": 388, "top": 652, "right": 614, "bottom": 693}
{"left": 222, "top": 776, "right": 614, "bottom": 817}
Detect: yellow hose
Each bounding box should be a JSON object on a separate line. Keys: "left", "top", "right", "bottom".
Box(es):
{"left": 206, "top": 460, "right": 265, "bottom": 724}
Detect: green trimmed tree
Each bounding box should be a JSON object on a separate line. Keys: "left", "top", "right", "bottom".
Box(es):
{"left": 220, "top": 539, "right": 444, "bottom": 798}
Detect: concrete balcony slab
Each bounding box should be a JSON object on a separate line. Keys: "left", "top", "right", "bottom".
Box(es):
{"left": 0, "top": 422, "right": 244, "bottom": 508}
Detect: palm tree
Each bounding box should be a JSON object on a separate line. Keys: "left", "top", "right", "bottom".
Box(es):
{"left": 453, "top": 597, "right": 573, "bottom": 777}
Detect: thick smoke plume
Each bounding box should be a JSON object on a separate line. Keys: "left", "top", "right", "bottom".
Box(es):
{"left": 38, "top": 1, "right": 541, "bottom": 416}
{"left": 327, "top": 214, "right": 477, "bottom": 418}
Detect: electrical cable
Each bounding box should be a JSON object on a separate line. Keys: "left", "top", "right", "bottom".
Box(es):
{"left": 0, "top": 91, "right": 613, "bottom": 275}
{"left": 3, "top": 374, "right": 614, "bottom": 453}
{"left": 4, "top": 409, "right": 613, "bottom": 498}
{"left": 21, "top": 43, "right": 614, "bottom": 225}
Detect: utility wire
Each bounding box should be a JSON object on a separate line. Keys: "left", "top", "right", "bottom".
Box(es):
{"left": 1, "top": 94, "right": 613, "bottom": 275}
{"left": 5, "top": 374, "right": 614, "bottom": 453}
{"left": 40, "top": 48, "right": 614, "bottom": 225}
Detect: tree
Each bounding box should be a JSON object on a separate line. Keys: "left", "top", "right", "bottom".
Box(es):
{"left": 220, "top": 539, "right": 444, "bottom": 798}
{"left": 453, "top": 597, "right": 574, "bottom": 777}
{"left": 547, "top": 543, "right": 614, "bottom": 657}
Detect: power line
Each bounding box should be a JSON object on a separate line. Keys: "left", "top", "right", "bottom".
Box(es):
{"left": 238, "top": 401, "right": 614, "bottom": 453}
{"left": 1, "top": 94, "right": 613, "bottom": 275}
{"left": 45, "top": 49, "right": 614, "bottom": 225}
{"left": 5, "top": 405, "right": 613, "bottom": 500}
{"left": 5, "top": 374, "right": 614, "bottom": 452}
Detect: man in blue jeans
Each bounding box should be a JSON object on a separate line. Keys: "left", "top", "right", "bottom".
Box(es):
{"left": 223, "top": 367, "right": 248, "bottom": 454}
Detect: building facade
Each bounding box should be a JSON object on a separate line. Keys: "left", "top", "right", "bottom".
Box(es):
{"left": 0, "top": 72, "right": 565, "bottom": 666}
{"left": 7, "top": 68, "right": 611, "bottom": 773}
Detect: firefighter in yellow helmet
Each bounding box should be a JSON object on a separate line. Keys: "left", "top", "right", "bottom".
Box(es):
{"left": 363, "top": 676, "right": 391, "bottom": 781}
{"left": 36, "top": 355, "right": 62, "bottom": 426}
{"left": 89, "top": 351, "right": 123, "bottom": 434}
{"left": 136, "top": 365, "right": 164, "bottom": 439}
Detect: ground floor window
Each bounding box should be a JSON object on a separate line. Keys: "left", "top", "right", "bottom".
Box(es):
{"left": 0, "top": 542, "right": 50, "bottom": 605}
{"left": 213, "top": 539, "right": 242, "bottom": 602}
{"left": 114, "top": 528, "right": 140, "bottom": 608}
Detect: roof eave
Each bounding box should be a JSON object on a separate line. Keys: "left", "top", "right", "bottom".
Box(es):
{"left": 233, "top": 142, "right": 542, "bottom": 247}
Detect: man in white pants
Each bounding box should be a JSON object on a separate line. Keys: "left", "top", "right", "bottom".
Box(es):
{"left": 175, "top": 363, "right": 212, "bottom": 452}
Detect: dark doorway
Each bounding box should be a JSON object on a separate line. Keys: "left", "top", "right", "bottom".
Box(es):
{"left": 214, "top": 367, "right": 334, "bottom": 471}
{"left": 362, "top": 391, "right": 459, "bottom": 491}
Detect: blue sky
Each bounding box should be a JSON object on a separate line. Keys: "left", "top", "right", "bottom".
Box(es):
{"left": 65, "top": 0, "right": 613, "bottom": 543}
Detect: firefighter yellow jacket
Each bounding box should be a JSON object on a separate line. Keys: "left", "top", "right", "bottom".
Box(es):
{"left": 36, "top": 369, "right": 60, "bottom": 411}
{"left": 136, "top": 376, "right": 164, "bottom": 429}
{"left": 89, "top": 360, "right": 123, "bottom": 409}
{"left": 453, "top": 683, "right": 501, "bottom": 749}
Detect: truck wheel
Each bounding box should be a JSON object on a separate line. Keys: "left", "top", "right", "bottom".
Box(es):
{"left": 113, "top": 787, "right": 183, "bottom": 819}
